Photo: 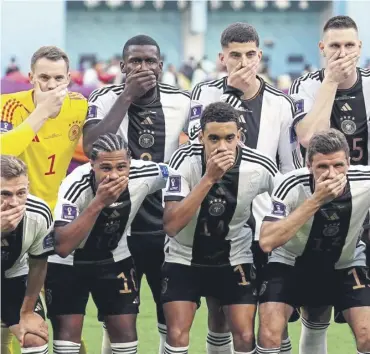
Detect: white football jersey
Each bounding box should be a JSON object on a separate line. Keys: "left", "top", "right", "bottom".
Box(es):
{"left": 164, "top": 143, "right": 279, "bottom": 267}
{"left": 187, "top": 76, "right": 302, "bottom": 240}
{"left": 50, "top": 160, "right": 170, "bottom": 266}
{"left": 2, "top": 195, "right": 54, "bottom": 279}
{"left": 265, "top": 166, "right": 370, "bottom": 269}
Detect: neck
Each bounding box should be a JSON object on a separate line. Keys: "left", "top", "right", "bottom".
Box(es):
{"left": 241, "top": 77, "right": 261, "bottom": 100}
{"left": 337, "top": 68, "right": 358, "bottom": 90}
{"left": 133, "top": 87, "right": 158, "bottom": 106}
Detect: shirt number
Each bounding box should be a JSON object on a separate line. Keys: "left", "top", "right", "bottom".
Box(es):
{"left": 352, "top": 138, "right": 363, "bottom": 162}
{"left": 45, "top": 154, "right": 56, "bottom": 175}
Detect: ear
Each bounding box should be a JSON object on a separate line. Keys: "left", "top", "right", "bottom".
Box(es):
{"left": 198, "top": 130, "right": 204, "bottom": 145}
{"left": 28, "top": 72, "right": 34, "bottom": 84}
{"left": 306, "top": 160, "right": 312, "bottom": 173}
{"left": 120, "top": 61, "right": 125, "bottom": 74}
{"left": 66, "top": 71, "right": 71, "bottom": 86}
{"left": 258, "top": 49, "right": 263, "bottom": 62}
{"left": 319, "top": 41, "right": 325, "bottom": 56}
{"left": 159, "top": 60, "right": 163, "bottom": 73}
{"left": 237, "top": 128, "right": 241, "bottom": 141}
{"left": 359, "top": 40, "right": 362, "bottom": 50}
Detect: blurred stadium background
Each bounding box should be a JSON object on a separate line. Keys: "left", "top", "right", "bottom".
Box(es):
{"left": 1, "top": 0, "right": 369, "bottom": 353}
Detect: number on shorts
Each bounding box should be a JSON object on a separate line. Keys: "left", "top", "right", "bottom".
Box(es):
{"left": 348, "top": 268, "right": 366, "bottom": 290}
{"left": 117, "top": 272, "right": 132, "bottom": 294}
{"left": 234, "top": 264, "right": 250, "bottom": 286}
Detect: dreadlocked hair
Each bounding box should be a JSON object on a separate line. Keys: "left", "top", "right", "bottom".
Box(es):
{"left": 90, "top": 133, "right": 131, "bottom": 161}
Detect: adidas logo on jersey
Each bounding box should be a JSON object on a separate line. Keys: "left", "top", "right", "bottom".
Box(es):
{"left": 341, "top": 103, "right": 352, "bottom": 111}
{"left": 109, "top": 210, "right": 121, "bottom": 219}
{"left": 141, "top": 117, "right": 154, "bottom": 125}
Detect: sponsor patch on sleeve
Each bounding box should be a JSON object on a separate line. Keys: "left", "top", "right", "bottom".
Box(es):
{"left": 43, "top": 233, "right": 54, "bottom": 249}
{"left": 62, "top": 204, "right": 78, "bottom": 221}
{"left": 87, "top": 105, "right": 98, "bottom": 119}
{"left": 271, "top": 201, "right": 286, "bottom": 217}
{"left": 294, "top": 99, "right": 304, "bottom": 114}
{"left": 190, "top": 105, "right": 202, "bottom": 121}
{"left": 0, "top": 121, "right": 13, "bottom": 132}
{"left": 159, "top": 164, "right": 169, "bottom": 179}
{"left": 167, "top": 176, "right": 181, "bottom": 192}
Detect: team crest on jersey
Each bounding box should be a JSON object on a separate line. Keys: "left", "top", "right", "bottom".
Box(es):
{"left": 87, "top": 105, "right": 98, "bottom": 119}
{"left": 208, "top": 198, "right": 226, "bottom": 216}
{"left": 62, "top": 204, "right": 77, "bottom": 220}
{"left": 0, "top": 121, "right": 13, "bottom": 132}
{"left": 167, "top": 176, "right": 181, "bottom": 192}
{"left": 340, "top": 116, "right": 357, "bottom": 135}
{"left": 104, "top": 220, "right": 120, "bottom": 234}
{"left": 159, "top": 164, "right": 169, "bottom": 179}
{"left": 294, "top": 99, "right": 304, "bottom": 114}
{"left": 271, "top": 201, "right": 286, "bottom": 217}
{"left": 323, "top": 223, "right": 340, "bottom": 237}
{"left": 138, "top": 130, "right": 155, "bottom": 148}
{"left": 239, "top": 128, "right": 247, "bottom": 144}
{"left": 68, "top": 122, "right": 81, "bottom": 141}
{"left": 43, "top": 233, "right": 54, "bottom": 249}
{"left": 190, "top": 105, "right": 202, "bottom": 121}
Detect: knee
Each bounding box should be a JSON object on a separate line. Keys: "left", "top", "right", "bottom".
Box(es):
{"left": 355, "top": 326, "right": 370, "bottom": 352}
{"left": 258, "top": 324, "right": 282, "bottom": 348}
{"left": 232, "top": 329, "right": 254, "bottom": 347}
{"left": 167, "top": 326, "right": 190, "bottom": 347}
{"left": 208, "top": 308, "right": 228, "bottom": 332}
{"left": 23, "top": 333, "right": 47, "bottom": 348}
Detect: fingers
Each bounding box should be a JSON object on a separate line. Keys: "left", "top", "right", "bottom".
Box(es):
{"left": 230, "top": 62, "right": 242, "bottom": 75}
{"left": 1, "top": 200, "right": 8, "bottom": 211}
{"left": 317, "top": 170, "right": 329, "bottom": 183}
{"left": 130, "top": 70, "right": 156, "bottom": 80}
{"left": 33, "top": 80, "right": 41, "bottom": 92}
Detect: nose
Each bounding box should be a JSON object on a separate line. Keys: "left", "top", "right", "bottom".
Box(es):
{"left": 8, "top": 196, "right": 20, "bottom": 207}
{"left": 328, "top": 166, "right": 337, "bottom": 179}
{"left": 218, "top": 139, "right": 228, "bottom": 151}
{"left": 241, "top": 55, "right": 248, "bottom": 67}
{"left": 339, "top": 46, "right": 346, "bottom": 58}
{"left": 109, "top": 171, "right": 119, "bottom": 180}
{"left": 47, "top": 79, "right": 57, "bottom": 90}
{"left": 141, "top": 61, "right": 149, "bottom": 70}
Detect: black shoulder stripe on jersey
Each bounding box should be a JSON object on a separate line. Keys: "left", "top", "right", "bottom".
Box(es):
{"left": 290, "top": 71, "right": 320, "bottom": 95}
{"left": 70, "top": 183, "right": 92, "bottom": 204}
{"left": 242, "top": 149, "right": 279, "bottom": 174}
{"left": 241, "top": 155, "right": 276, "bottom": 176}
{"left": 64, "top": 173, "right": 91, "bottom": 201}
{"left": 293, "top": 150, "right": 303, "bottom": 169}
{"left": 130, "top": 172, "right": 159, "bottom": 180}
{"left": 347, "top": 170, "right": 370, "bottom": 175}
{"left": 130, "top": 163, "right": 157, "bottom": 171}
{"left": 130, "top": 166, "right": 159, "bottom": 177}
{"left": 265, "top": 85, "right": 296, "bottom": 116}
{"left": 191, "top": 78, "right": 223, "bottom": 101}
{"left": 89, "top": 84, "right": 125, "bottom": 103}
{"left": 159, "top": 84, "right": 191, "bottom": 98}
{"left": 274, "top": 174, "right": 310, "bottom": 200}
{"left": 208, "top": 77, "right": 226, "bottom": 89}
{"left": 26, "top": 198, "right": 53, "bottom": 224}
{"left": 169, "top": 144, "right": 203, "bottom": 165}
{"left": 169, "top": 145, "right": 203, "bottom": 169}
{"left": 348, "top": 176, "right": 370, "bottom": 182}
{"left": 359, "top": 68, "right": 370, "bottom": 77}
{"left": 25, "top": 206, "right": 52, "bottom": 229}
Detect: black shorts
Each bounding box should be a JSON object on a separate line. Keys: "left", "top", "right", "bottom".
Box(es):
{"left": 161, "top": 262, "right": 257, "bottom": 306}
{"left": 1, "top": 275, "right": 45, "bottom": 327}
{"left": 127, "top": 233, "right": 165, "bottom": 323}
{"left": 45, "top": 257, "right": 139, "bottom": 319}
{"left": 251, "top": 240, "right": 268, "bottom": 291}
{"left": 259, "top": 262, "right": 370, "bottom": 312}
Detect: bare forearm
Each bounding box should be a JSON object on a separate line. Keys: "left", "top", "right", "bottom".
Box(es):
{"left": 83, "top": 93, "right": 132, "bottom": 155}
{"left": 55, "top": 199, "right": 104, "bottom": 257}
{"left": 296, "top": 79, "right": 338, "bottom": 148}
{"left": 21, "top": 258, "right": 47, "bottom": 314}
{"left": 260, "top": 198, "right": 320, "bottom": 252}
{"left": 164, "top": 176, "right": 214, "bottom": 236}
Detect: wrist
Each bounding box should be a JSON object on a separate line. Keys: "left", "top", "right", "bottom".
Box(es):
{"left": 34, "top": 105, "right": 50, "bottom": 120}
{"left": 90, "top": 198, "right": 106, "bottom": 212}
{"left": 120, "top": 89, "right": 134, "bottom": 104}
{"left": 323, "top": 75, "right": 340, "bottom": 87}
{"left": 307, "top": 196, "right": 322, "bottom": 210}
{"left": 202, "top": 173, "right": 217, "bottom": 186}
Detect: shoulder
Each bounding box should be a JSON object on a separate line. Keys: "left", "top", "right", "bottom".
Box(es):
{"left": 68, "top": 91, "right": 88, "bottom": 114}
{"left": 129, "top": 159, "right": 161, "bottom": 180}
{"left": 59, "top": 163, "right": 92, "bottom": 201}
{"left": 191, "top": 77, "right": 226, "bottom": 100}
{"left": 264, "top": 81, "right": 295, "bottom": 114}
{"left": 1, "top": 90, "right": 32, "bottom": 122}
{"left": 289, "top": 70, "right": 321, "bottom": 95}
{"left": 240, "top": 146, "right": 279, "bottom": 176}
{"left": 88, "top": 84, "right": 125, "bottom": 103}
{"left": 25, "top": 194, "right": 53, "bottom": 229}
{"left": 159, "top": 83, "right": 190, "bottom": 99}
{"left": 169, "top": 143, "right": 203, "bottom": 170}
{"left": 347, "top": 165, "right": 370, "bottom": 182}
{"left": 273, "top": 168, "right": 311, "bottom": 199}
{"left": 359, "top": 67, "right": 370, "bottom": 84}
{"left": 1, "top": 90, "right": 31, "bottom": 104}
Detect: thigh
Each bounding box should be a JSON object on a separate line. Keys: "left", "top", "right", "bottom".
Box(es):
{"left": 92, "top": 258, "right": 139, "bottom": 318}
{"left": 301, "top": 306, "right": 332, "bottom": 323}
{"left": 104, "top": 314, "right": 137, "bottom": 343}
{"left": 44, "top": 263, "right": 89, "bottom": 318}
{"left": 163, "top": 301, "right": 197, "bottom": 333}
{"left": 206, "top": 297, "right": 228, "bottom": 332}
{"left": 1, "top": 276, "right": 28, "bottom": 327}
{"left": 161, "top": 262, "right": 201, "bottom": 305}
{"left": 127, "top": 235, "right": 145, "bottom": 286}
{"left": 223, "top": 303, "right": 256, "bottom": 337}
{"left": 217, "top": 264, "right": 258, "bottom": 306}
{"left": 343, "top": 306, "right": 370, "bottom": 341}
{"left": 50, "top": 315, "right": 84, "bottom": 342}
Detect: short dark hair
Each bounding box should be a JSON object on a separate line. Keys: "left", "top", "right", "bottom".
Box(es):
{"left": 200, "top": 102, "right": 240, "bottom": 132}
{"left": 31, "top": 46, "right": 69, "bottom": 71}
{"left": 91, "top": 133, "right": 131, "bottom": 161}
{"left": 122, "top": 35, "right": 161, "bottom": 59}
{"left": 307, "top": 129, "right": 350, "bottom": 164}
{"left": 220, "top": 22, "right": 260, "bottom": 48}
{"left": 323, "top": 16, "right": 358, "bottom": 33}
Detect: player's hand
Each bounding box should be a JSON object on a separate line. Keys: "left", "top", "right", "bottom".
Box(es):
{"left": 312, "top": 171, "right": 347, "bottom": 206}
{"left": 95, "top": 175, "right": 129, "bottom": 207}
{"left": 1, "top": 201, "right": 25, "bottom": 233}
{"left": 18, "top": 312, "right": 48, "bottom": 346}
{"left": 34, "top": 81, "right": 69, "bottom": 118}
{"left": 325, "top": 51, "right": 359, "bottom": 84}
{"left": 123, "top": 65, "right": 157, "bottom": 101}
{"left": 227, "top": 61, "right": 259, "bottom": 93}
{"left": 205, "top": 149, "right": 235, "bottom": 183}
